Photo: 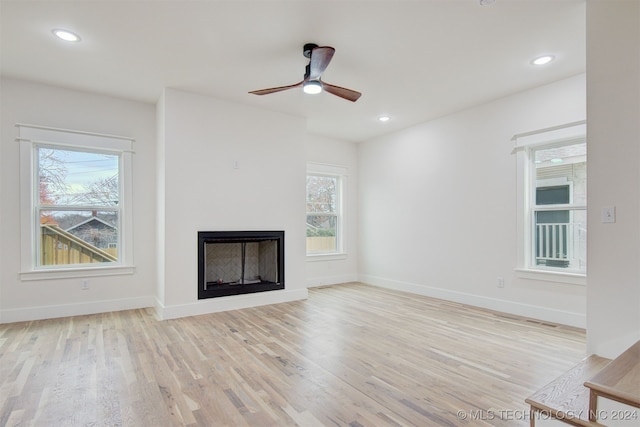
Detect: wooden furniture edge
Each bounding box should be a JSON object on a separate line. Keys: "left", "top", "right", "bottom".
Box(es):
{"left": 584, "top": 388, "right": 640, "bottom": 412}
{"left": 584, "top": 340, "right": 640, "bottom": 409}
{"left": 526, "top": 403, "right": 603, "bottom": 427}
{"left": 526, "top": 355, "right": 612, "bottom": 426}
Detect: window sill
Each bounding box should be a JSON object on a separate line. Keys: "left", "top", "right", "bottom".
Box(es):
{"left": 514, "top": 268, "right": 586, "bottom": 286}
{"left": 306, "top": 253, "right": 348, "bottom": 262}
{"left": 20, "top": 265, "right": 136, "bottom": 281}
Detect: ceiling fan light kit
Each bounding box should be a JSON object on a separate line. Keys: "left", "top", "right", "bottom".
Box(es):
{"left": 249, "top": 43, "right": 361, "bottom": 102}
{"left": 303, "top": 80, "right": 322, "bottom": 95}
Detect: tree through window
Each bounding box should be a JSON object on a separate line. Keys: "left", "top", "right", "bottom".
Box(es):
{"left": 19, "top": 124, "right": 133, "bottom": 275}
{"left": 37, "top": 146, "right": 121, "bottom": 266}
{"left": 306, "top": 174, "right": 338, "bottom": 253}
{"left": 306, "top": 167, "right": 344, "bottom": 255}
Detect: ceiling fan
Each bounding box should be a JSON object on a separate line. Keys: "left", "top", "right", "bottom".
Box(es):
{"left": 249, "top": 43, "right": 362, "bottom": 102}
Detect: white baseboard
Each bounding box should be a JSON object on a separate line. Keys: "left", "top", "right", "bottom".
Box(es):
{"left": 359, "top": 274, "right": 586, "bottom": 328}
{"left": 0, "top": 296, "right": 156, "bottom": 324}
{"left": 155, "top": 288, "right": 308, "bottom": 320}
{"left": 1, "top": 278, "right": 585, "bottom": 330}
{"left": 306, "top": 274, "right": 358, "bottom": 288}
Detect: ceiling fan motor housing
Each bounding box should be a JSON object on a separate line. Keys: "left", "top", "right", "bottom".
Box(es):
{"left": 303, "top": 43, "right": 318, "bottom": 58}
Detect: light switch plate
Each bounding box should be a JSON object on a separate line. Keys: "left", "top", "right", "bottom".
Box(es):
{"left": 602, "top": 206, "right": 616, "bottom": 223}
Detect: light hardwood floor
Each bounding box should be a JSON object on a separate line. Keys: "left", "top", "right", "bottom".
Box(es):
{"left": 0, "top": 282, "right": 586, "bottom": 426}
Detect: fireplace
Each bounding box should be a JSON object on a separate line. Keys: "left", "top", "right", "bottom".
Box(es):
{"left": 198, "top": 231, "right": 284, "bottom": 299}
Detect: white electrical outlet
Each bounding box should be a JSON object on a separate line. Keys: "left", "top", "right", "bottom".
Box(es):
{"left": 81, "top": 279, "right": 89, "bottom": 290}
{"left": 497, "top": 277, "right": 505, "bottom": 288}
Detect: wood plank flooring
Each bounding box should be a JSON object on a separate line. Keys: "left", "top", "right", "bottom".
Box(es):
{"left": 0, "top": 282, "right": 586, "bottom": 426}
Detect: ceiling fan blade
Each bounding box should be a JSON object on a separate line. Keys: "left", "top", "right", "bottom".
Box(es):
{"left": 249, "top": 81, "right": 303, "bottom": 96}
{"left": 322, "top": 82, "right": 362, "bottom": 102}
{"left": 309, "top": 46, "right": 335, "bottom": 80}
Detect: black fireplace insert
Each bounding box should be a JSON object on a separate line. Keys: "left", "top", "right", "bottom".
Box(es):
{"left": 198, "top": 231, "right": 284, "bottom": 299}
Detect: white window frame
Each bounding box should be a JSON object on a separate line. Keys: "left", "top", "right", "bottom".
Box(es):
{"left": 513, "top": 121, "right": 586, "bottom": 285}
{"left": 306, "top": 163, "right": 347, "bottom": 260}
{"left": 18, "top": 124, "right": 135, "bottom": 280}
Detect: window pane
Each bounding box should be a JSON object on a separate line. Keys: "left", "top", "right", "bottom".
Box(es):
{"left": 534, "top": 209, "right": 586, "bottom": 272}
{"left": 38, "top": 147, "right": 119, "bottom": 206}
{"left": 306, "top": 215, "right": 337, "bottom": 253}
{"left": 306, "top": 175, "right": 337, "bottom": 213}
{"left": 40, "top": 210, "right": 118, "bottom": 265}
{"left": 531, "top": 140, "right": 587, "bottom": 272}
{"left": 536, "top": 185, "right": 570, "bottom": 205}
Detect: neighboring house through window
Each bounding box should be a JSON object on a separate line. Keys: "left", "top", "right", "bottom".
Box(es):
{"left": 531, "top": 142, "right": 587, "bottom": 272}
{"left": 306, "top": 163, "right": 346, "bottom": 256}
{"left": 18, "top": 124, "right": 134, "bottom": 279}
{"left": 514, "top": 121, "right": 586, "bottom": 283}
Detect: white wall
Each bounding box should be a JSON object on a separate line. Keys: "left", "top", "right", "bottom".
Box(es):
{"left": 358, "top": 74, "right": 587, "bottom": 327}
{"left": 156, "top": 92, "right": 167, "bottom": 306}
{"left": 306, "top": 133, "right": 359, "bottom": 287}
{"left": 155, "top": 89, "right": 308, "bottom": 319}
{"left": 585, "top": 0, "right": 640, "bottom": 358}
{"left": 0, "top": 78, "right": 157, "bottom": 322}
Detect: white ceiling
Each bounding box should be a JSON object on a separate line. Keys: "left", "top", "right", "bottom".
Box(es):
{"left": 0, "top": 0, "right": 585, "bottom": 142}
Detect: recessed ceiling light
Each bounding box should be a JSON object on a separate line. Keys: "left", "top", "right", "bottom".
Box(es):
{"left": 532, "top": 55, "right": 554, "bottom": 66}
{"left": 52, "top": 29, "right": 81, "bottom": 42}
{"left": 378, "top": 116, "right": 390, "bottom": 122}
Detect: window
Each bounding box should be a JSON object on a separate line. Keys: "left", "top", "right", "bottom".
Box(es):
{"left": 530, "top": 142, "right": 587, "bottom": 273}
{"left": 37, "top": 146, "right": 120, "bottom": 266}
{"left": 306, "top": 163, "right": 346, "bottom": 256}
{"left": 19, "top": 124, "right": 134, "bottom": 279}
{"left": 513, "top": 121, "right": 586, "bottom": 281}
